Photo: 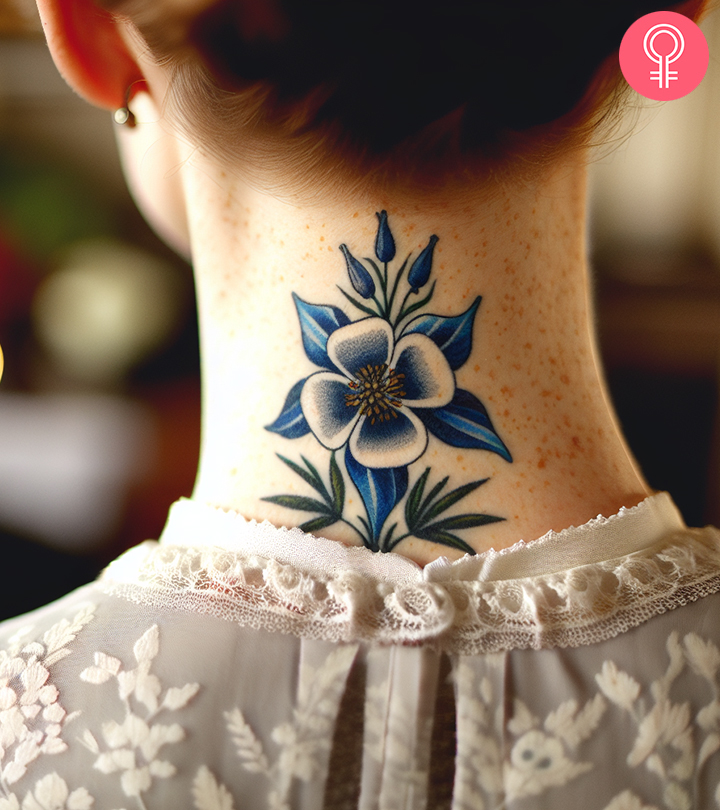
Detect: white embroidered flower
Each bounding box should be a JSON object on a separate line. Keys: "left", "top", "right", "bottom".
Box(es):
{"left": 544, "top": 695, "right": 606, "bottom": 749}
{"left": 663, "top": 781, "right": 691, "bottom": 810}
{"left": 0, "top": 605, "right": 95, "bottom": 788}
{"left": 192, "top": 766, "right": 236, "bottom": 810}
{"left": 15, "top": 773, "right": 93, "bottom": 810}
{"left": 80, "top": 625, "right": 197, "bottom": 800}
{"left": 596, "top": 661, "right": 641, "bottom": 711}
{"left": 602, "top": 790, "right": 659, "bottom": 810}
{"left": 505, "top": 730, "right": 592, "bottom": 799}
{"left": 627, "top": 699, "right": 691, "bottom": 768}
{"left": 0, "top": 686, "right": 17, "bottom": 710}
{"left": 684, "top": 633, "right": 720, "bottom": 682}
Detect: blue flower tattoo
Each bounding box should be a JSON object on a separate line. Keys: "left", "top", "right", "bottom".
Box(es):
{"left": 264, "top": 212, "right": 512, "bottom": 554}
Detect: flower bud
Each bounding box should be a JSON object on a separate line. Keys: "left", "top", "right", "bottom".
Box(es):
{"left": 374, "top": 210, "right": 396, "bottom": 263}
{"left": 408, "top": 235, "right": 439, "bottom": 292}
{"left": 340, "top": 244, "right": 375, "bottom": 299}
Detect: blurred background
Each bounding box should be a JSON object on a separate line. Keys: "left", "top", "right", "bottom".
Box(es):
{"left": 0, "top": 2, "right": 719, "bottom": 618}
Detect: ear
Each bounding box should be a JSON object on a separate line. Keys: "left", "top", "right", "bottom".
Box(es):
{"left": 35, "top": 0, "right": 143, "bottom": 109}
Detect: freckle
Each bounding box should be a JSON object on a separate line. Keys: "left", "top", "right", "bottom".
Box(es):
{"left": 353, "top": 212, "right": 359, "bottom": 218}
{"left": 572, "top": 436, "right": 582, "bottom": 449}
{"left": 503, "top": 409, "right": 509, "bottom": 416}
{"left": 524, "top": 343, "right": 532, "bottom": 350}
{"left": 474, "top": 364, "right": 480, "bottom": 372}
{"left": 538, "top": 459, "right": 546, "bottom": 469}
{"left": 456, "top": 455, "right": 464, "bottom": 462}
{"left": 560, "top": 374, "right": 570, "bottom": 385}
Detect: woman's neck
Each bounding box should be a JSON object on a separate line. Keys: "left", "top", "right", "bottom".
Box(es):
{"left": 183, "top": 153, "right": 649, "bottom": 565}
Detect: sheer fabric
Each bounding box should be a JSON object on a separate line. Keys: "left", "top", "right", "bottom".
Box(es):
{"left": 1, "top": 494, "right": 720, "bottom": 810}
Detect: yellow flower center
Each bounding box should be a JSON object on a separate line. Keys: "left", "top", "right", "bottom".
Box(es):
{"left": 345, "top": 364, "right": 406, "bottom": 424}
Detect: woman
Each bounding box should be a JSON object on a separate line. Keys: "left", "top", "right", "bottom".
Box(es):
{"left": 0, "top": 0, "right": 716, "bottom": 808}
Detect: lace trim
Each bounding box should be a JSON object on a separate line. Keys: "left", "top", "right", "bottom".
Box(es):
{"left": 98, "top": 527, "right": 720, "bottom": 653}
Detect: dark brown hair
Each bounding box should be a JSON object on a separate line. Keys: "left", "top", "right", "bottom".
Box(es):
{"left": 101, "top": 0, "right": 707, "bottom": 187}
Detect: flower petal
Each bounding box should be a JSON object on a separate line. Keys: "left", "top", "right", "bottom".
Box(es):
{"left": 391, "top": 334, "right": 454, "bottom": 407}
{"left": 349, "top": 407, "right": 427, "bottom": 468}
{"left": 328, "top": 318, "right": 393, "bottom": 380}
{"left": 301, "top": 372, "right": 361, "bottom": 450}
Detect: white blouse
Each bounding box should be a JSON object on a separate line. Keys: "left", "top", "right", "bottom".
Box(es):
{"left": 0, "top": 493, "right": 719, "bottom": 810}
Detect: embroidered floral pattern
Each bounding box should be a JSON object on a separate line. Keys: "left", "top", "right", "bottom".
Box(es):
{"left": 450, "top": 657, "right": 504, "bottom": 810}
{"left": 0, "top": 605, "right": 95, "bottom": 796}
{"left": 79, "top": 625, "right": 199, "bottom": 808}
{"left": 504, "top": 694, "right": 604, "bottom": 800}
{"left": 0, "top": 773, "right": 93, "bottom": 810}
{"left": 193, "top": 645, "right": 357, "bottom": 810}
{"left": 595, "top": 631, "right": 720, "bottom": 810}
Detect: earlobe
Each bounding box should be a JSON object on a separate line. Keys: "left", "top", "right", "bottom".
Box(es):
{"left": 35, "top": 0, "right": 143, "bottom": 110}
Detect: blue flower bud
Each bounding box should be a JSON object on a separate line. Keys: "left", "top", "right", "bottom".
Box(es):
{"left": 408, "top": 235, "right": 439, "bottom": 292}
{"left": 374, "top": 210, "right": 396, "bottom": 263}
{"left": 340, "top": 244, "right": 375, "bottom": 299}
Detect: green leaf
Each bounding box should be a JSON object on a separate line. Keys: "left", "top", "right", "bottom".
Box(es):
{"left": 300, "top": 454, "right": 332, "bottom": 497}
{"left": 412, "top": 526, "right": 477, "bottom": 555}
{"left": 420, "top": 479, "right": 489, "bottom": 525}
{"left": 276, "top": 454, "right": 331, "bottom": 505}
{"left": 300, "top": 515, "right": 340, "bottom": 533}
{"left": 405, "top": 468, "right": 431, "bottom": 527}
{"left": 426, "top": 513, "right": 505, "bottom": 531}
{"left": 398, "top": 281, "right": 436, "bottom": 323}
{"left": 357, "top": 515, "right": 376, "bottom": 550}
{"left": 380, "top": 522, "right": 398, "bottom": 552}
{"left": 261, "top": 495, "right": 333, "bottom": 514}
{"left": 329, "top": 452, "right": 345, "bottom": 513}
{"left": 337, "top": 286, "right": 379, "bottom": 317}
{"left": 414, "top": 476, "right": 449, "bottom": 526}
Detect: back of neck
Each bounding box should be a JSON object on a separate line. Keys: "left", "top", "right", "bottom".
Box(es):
{"left": 185, "top": 153, "right": 650, "bottom": 565}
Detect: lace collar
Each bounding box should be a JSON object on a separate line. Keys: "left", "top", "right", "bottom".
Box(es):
{"left": 99, "top": 495, "right": 720, "bottom": 653}
{"left": 157, "top": 493, "right": 684, "bottom": 584}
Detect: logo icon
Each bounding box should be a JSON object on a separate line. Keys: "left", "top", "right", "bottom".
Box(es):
{"left": 620, "top": 11, "right": 708, "bottom": 100}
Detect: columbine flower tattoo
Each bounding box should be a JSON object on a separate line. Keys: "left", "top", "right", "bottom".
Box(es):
{"left": 264, "top": 212, "right": 512, "bottom": 554}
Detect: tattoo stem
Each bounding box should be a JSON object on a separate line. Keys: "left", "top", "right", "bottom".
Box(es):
{"left": 371, "top": 294, "right": 385, "bottom": 318}
{"left": 386, "top": 255, "right": 408, "bottom": 322}
{"left": 394, "top": 287, "right": 416, "bottom": 328}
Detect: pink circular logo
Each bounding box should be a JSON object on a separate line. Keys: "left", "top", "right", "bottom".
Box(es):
{"left": 619, "top": 11, "right": 708, "bottom": 100}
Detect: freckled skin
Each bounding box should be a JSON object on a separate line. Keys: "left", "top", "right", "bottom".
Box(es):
{"left": 184, "top": 152, "right": 649, "bottom": 567}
